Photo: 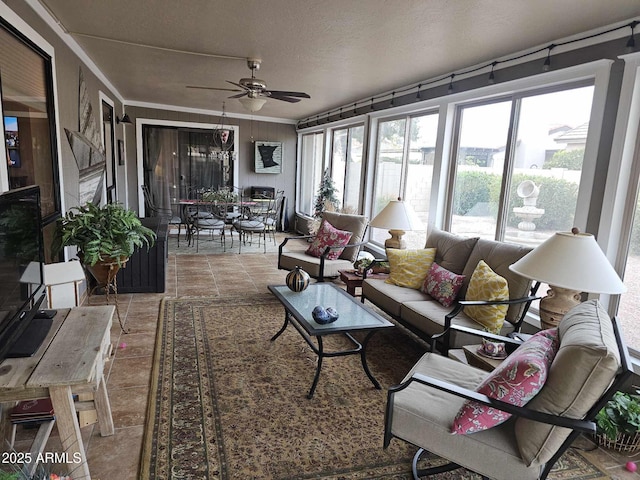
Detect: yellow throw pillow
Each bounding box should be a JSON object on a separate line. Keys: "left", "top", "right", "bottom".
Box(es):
{"left": 385, "top": 248, "right": 436, "bottom": 290}
{"left": 465, "top": 260, "right": 509, "bottom": 333}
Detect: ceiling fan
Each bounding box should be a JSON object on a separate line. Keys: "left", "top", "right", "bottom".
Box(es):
{"left": 187, "top": 58, "right": 310, "bottom": 104}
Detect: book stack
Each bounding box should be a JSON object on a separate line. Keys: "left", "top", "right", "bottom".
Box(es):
{"left": 10, "top": 398, "right": 55, "bottom": 424}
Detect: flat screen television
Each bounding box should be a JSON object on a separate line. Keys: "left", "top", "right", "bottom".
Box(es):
{"left": 0, "top": 185, "right": 49, "bottom": 362}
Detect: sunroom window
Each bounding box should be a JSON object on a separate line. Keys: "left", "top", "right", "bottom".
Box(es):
{"left": 370, "top": 113, "right": 437, "bottom": 249}
{"left": 448, "top": 83, "right": 595, "bottom": 247}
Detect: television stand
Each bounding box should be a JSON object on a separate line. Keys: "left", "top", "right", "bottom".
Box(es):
{"left": 6, "top": 317, "right": 53, "bottom": 358}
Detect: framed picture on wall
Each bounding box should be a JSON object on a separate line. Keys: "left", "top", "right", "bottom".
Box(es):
{"left": 118, "top": 139, "right": 125, "bottom": 165}
{"left": 255, "top": 141, "right": 282, "bottom": 174}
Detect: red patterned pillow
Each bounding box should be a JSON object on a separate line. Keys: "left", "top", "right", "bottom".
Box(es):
{"left": 451, "top": 329, "right": 559, "bottom": 435}
{"left": 306, "top": 220, "right": 353, "bottom": 260}
{"left": 421, "top": 262, "right": 465, "bottom": 307}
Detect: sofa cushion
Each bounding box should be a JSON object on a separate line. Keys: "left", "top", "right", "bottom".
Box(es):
{"left": 421, "top": 262, "right": 465, "bottom": 307}
{"left": 401, "top": 301, "right": 517, "bottom": 347}
{"left": 425, "top": 229, "right": 479, "bottom": 274}
{"left": 322, "top": 211, "right": 368, "bottom": 262}
{"left": 465, "top": 260, "right": 509, "bottom": 334}
{"left": 514, "top": 300, "right": 621, "bottom": 466}
{"left": 452, "top": 329, "right": 559, "bottom": 435}
{"left": 363, "top": 279, "right": 430, "bottom": 317}
{"left": 461, "top": 239, "right": 532, "bottom": 325}
{"left": 385, "top": 248, "right": 436, "bottom": 290}
{"left": 278, "top": 250, "right": 355, "bottom": 279}
{"left": 305, "top": 219, "right": 352, "bottom": 260}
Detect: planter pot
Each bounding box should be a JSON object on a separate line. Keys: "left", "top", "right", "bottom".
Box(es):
{"left": 82, "top": 256, "right": 128, "bottom": 286}
{"left": 594, "top": 432, "right": 640, "bottom": 453}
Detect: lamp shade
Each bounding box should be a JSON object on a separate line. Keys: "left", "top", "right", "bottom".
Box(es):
{"left": 509, "top": 231, "right": 626, "bottom": 295}
{"left": 369, "top": 198, "right": 423, "bottom": 231}
{"left": 239, "top": 97, "right": 266, "bottom": 112}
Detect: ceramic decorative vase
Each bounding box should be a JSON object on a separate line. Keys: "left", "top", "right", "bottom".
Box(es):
{"left": 286, "top": 266, "right": 310, "bottom": 292}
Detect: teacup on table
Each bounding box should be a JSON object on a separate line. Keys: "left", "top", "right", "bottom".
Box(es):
{"left": 481, "top": 338, "right": 506, "bottom": 358}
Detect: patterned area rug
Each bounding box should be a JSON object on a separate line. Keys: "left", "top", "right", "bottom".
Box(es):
{"left": 140, "top": 294, "right": 609, "bottom": 479}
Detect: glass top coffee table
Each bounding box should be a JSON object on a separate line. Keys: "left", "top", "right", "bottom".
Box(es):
{"left": 268, "top": 283, "right": 394, "bottom": 399}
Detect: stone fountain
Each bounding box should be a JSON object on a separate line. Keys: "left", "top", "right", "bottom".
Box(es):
{"left": 513, "top": 180, "right": 544, "bottom": 234}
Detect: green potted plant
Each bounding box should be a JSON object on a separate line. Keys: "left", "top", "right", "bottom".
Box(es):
{"left": 52, "top": 201, "right": 156, "bottom": 285}
{"left": 595, "top": 390, "right": 640, "bottom": 452}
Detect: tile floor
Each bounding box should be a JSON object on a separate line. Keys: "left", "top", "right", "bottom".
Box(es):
{"left": 11, "top": 232, "right": 640, "bottom": 479}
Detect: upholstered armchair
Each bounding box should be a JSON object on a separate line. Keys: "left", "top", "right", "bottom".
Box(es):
{"left": 278, "top": 211, "right": 368, "bottom": 282}
{"left": 383, "top": 300, "right": 632, "bottom": 480}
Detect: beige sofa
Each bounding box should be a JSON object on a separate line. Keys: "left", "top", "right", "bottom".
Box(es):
{"left": 361, "top": 229, "right": 538, "bottom": 351}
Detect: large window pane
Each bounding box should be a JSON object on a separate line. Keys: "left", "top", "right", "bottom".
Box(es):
{"left": 142, "top": 126, "right": 237, "bottom": 216}
{"left": 371, "top": 118, "right": 405, "bottom": 246}
{"left": 618, "top": 193, "right": 640, "bottom": 353}
{"left": 331, "top": 125, "right": 364, "bottom": 214}
{"left": 450, "top": 85, "right": 594, "bottom": 247}
{"left": 331, "top": 129, "right": 347, "bottom": 208}
{"left": 299, "top": 132, "right": 324, "bottom": 217}
{"left": 404, "top": 114, "right": 437, "bottom": 248}
{"left": 451, "top": 101, "right": 512, "bottom": 239}
{"left": 505, "top": 86, "right": 593, "bottom": 247}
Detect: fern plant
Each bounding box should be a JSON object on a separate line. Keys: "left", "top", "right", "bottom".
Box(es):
{"left": 51, "top": 202, "right": 156, "bottom": 266}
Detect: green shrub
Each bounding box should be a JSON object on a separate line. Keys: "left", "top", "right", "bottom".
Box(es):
{"left": 452, "top": 171, "right": 501, "bottom": 216}
{"left": 543, "top": 148, "right": 584, "bottom": 170}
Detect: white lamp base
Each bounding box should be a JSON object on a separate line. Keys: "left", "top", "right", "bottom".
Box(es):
{"left": 385, "top": 229, "right": 406, "bottom": 249}
{"left": 539, "top": 286, "right": 582, "bottom": 330}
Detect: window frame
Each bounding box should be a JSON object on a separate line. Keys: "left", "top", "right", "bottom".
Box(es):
{"left": 445, "top": 80, "right": 596, "bottom": 241}
{"left": 329, "top": 121, "right": 366, "bottom": 214}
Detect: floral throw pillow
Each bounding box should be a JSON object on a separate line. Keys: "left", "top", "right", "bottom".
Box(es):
{"left": 421, "top": 262, "right": 465, "bottom": 307}
{"left": 305, "top": 220, "right": 353, "bottom": 260}
{"left": 451, "top": 328, "right": 559, "bottom": 435}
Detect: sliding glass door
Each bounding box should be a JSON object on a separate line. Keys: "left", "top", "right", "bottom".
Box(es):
{"left": 142, "top": 125, "right": 236, "bottom": 213}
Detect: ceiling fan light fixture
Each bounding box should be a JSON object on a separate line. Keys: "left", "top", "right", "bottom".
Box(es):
{"left": 239, "top": 97, "right": 267, "bottom": 112}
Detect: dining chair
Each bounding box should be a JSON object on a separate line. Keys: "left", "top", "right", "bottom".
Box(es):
{"left": 232, "top": 192, "right": 269, "bottom": 253}
{"left": 186, "top": 203, "right": 226, "bottom": 252}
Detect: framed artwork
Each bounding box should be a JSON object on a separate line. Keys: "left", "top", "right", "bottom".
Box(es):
{"left": 118, "top": 139, "right": 125, "bottom": 165}
{"left": 255, "top": 141, "right": 282, "bottom": 174}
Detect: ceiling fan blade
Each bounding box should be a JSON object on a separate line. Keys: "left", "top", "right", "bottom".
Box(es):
{"left": 267, "top": 90, "right": 310, "bottom": 98}
{"left": 266, "top": 93, "right": 302, "bottom": 103}
{"left": 228, "top": 91, "right": 249, "bottom": 99}
{"left": 186, "top": 85, "right": 243, "bottom": 92}
{"left": 227, "top": 80, "right": 250, "bottom": 90}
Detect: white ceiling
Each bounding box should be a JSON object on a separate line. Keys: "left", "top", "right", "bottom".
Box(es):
{"left": 37, "top": 0, "right": 640, "bottom": 122}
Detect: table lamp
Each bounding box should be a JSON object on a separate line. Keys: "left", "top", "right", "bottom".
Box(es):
{"left": 369, "top": 198, "right": 423, "bottom": 249}
{"left": 509, "top": 228, "right": 626, "bottom": 329}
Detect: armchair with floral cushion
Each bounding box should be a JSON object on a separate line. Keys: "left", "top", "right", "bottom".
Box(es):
{"left": 278, "top": 211, "right": 368, "bottom": 282}
{"left": 384, "top": 300, "right": 632, "bottom": 480}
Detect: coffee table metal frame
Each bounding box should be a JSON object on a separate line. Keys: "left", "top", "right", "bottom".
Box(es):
{"left": 268, "top": 283, "right": 394, "bottom": 399}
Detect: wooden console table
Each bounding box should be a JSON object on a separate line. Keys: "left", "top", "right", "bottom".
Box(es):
{"left": 0, "top": 306, "right": 115, "bottom": 479}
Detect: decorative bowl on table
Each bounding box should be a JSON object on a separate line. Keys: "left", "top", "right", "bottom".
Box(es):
{"left": 312, "top": 306, "right": 339, "bottom": 324}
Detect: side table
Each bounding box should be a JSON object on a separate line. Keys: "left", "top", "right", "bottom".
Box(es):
{"left": 338, "top": 269, "right": 388, "bottom": 297}
{"left": 462, "top": 344, "right": 505, "bottom": 372}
